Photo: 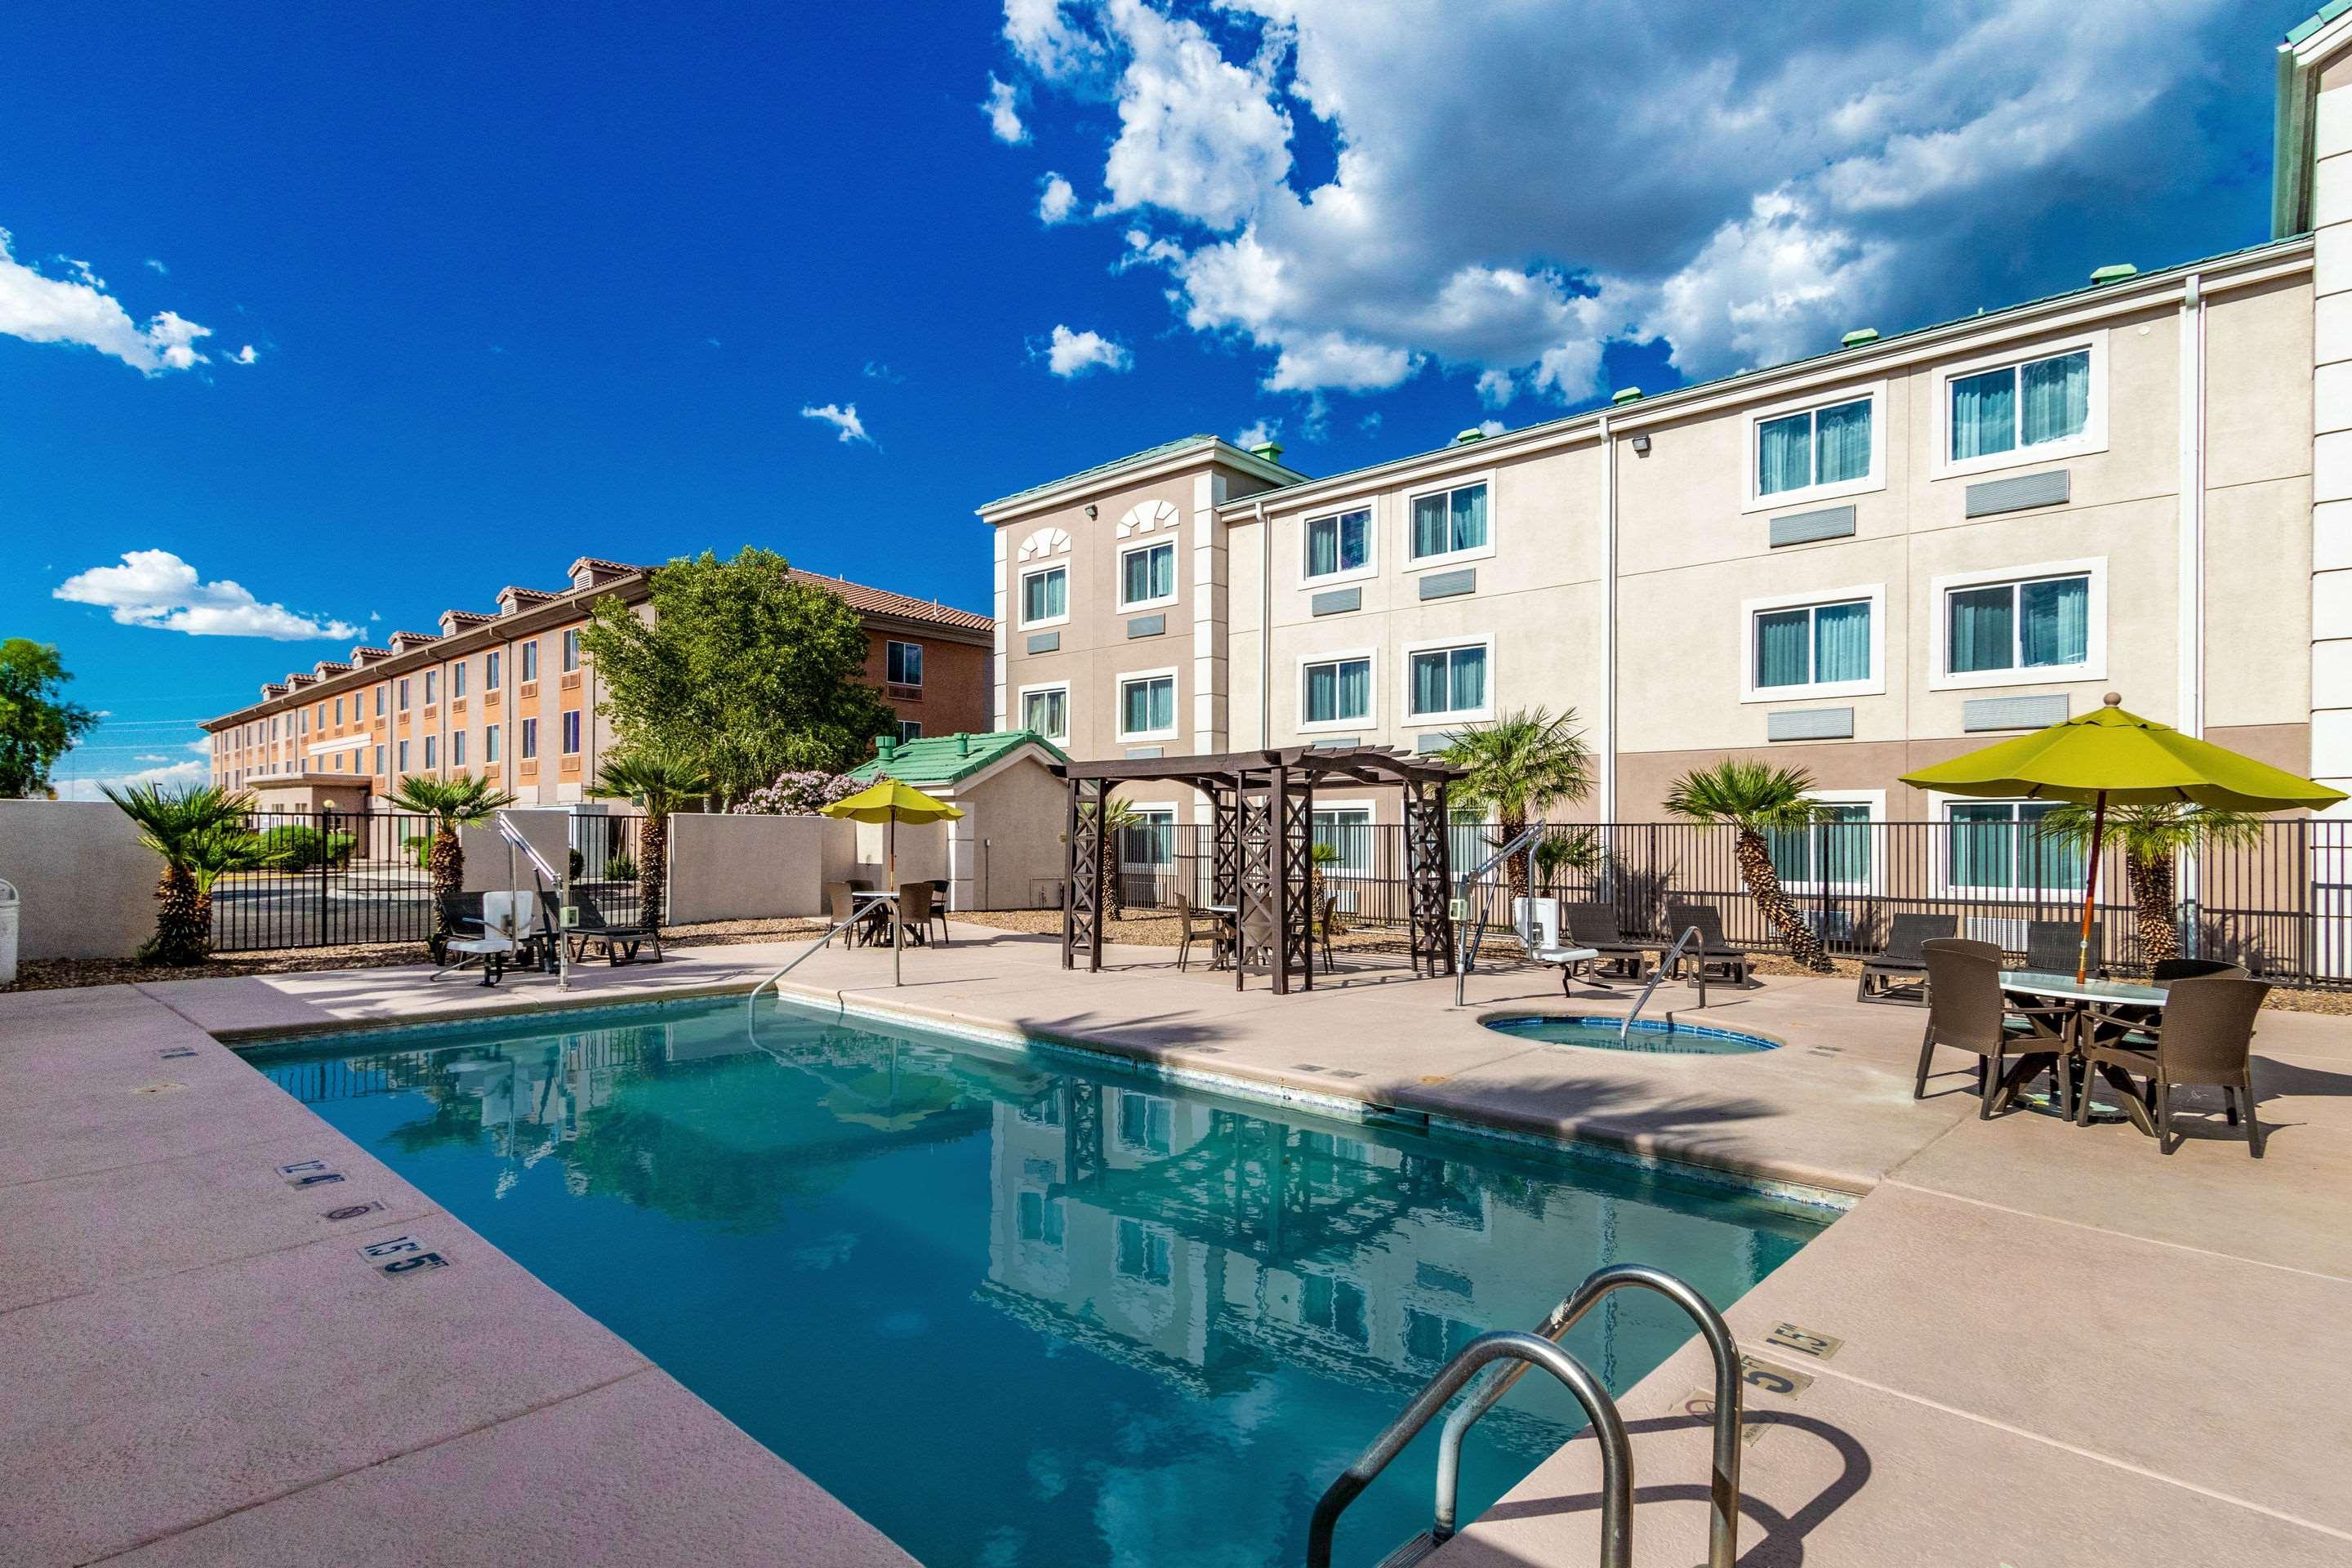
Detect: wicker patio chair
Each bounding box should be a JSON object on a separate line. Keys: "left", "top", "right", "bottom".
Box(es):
{"left": 2079, "top": 973, "right": 2269, "bottom": 1156}
{"left": 1663, "top": 903, "right": 1750, "bottom": 986}
{"left": 893, "top": 882, "right": 936, "bottom": 947}
{"left": 1916, "top": 939, "right": 2077, "bottom": 1119}
{"left": 1174, "top": 893, "right": 1232, "bottom": 973}
{"left": 1856, "top": 912, "right": 1956, "bottom": 1004}
{"left": 2025, "top": 919, "right": 2105, "bottom": 976}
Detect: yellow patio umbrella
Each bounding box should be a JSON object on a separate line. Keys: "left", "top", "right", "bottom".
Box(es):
{"left": 822, "top": 777, "right": 964, "bottom": 889}
{"left": 1901, "top": 693, "right": 2345, "bottom": 983}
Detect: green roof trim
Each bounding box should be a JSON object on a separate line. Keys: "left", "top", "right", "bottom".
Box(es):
{"left": 2287, "top": 0, "right": 2352, "bottom": 46}
{"left": 847, "top": 728, "right": 1069, "bottom": 788}
{"left": 978, "top": 434, "right": 1310, "bottom": 514}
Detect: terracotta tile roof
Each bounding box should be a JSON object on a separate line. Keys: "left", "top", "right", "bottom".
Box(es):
{"left": 786, "top": 568, "right": 993, "bottom": 633}
{"left": 386, "top": 630, "right": 441, "bottom": 644}
{"left": 442, "top": 610, "right": 494, "bottom": 626}
{"left": 349, "top": 646, "right": 392, "bottom": 661}
{"left": 498, "top": 586, "right": 559, "bottom": 603}
{"left": 314, "top": 661, "right": 352, "bottom": 675}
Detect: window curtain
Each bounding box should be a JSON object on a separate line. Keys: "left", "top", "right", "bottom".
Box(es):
{"left": 1412, "top": 495, "right": 1449, "bottom": 558}
{"left": 1757, "top": 413, "right": 1811, "bottom": 495}
{"left": 1755, "top": 608, "right": 1811, "bottom": 687}
{"left": 2019, "top": 577, "right": 2088, "bottom": 667}
{"left": 1811, "top": 599, "right": 1872, "bottom": 684}
{"left": 2020, "top": 351, "right": 2090, "bottom": 447}
{"left": 1149, "top": 546, "right": 1174, "bottom": 599}
{"left": 1814, "top": 399, "right": 1871, "bottom": 484}
{"left": 1027, "top": 570, "right": 1064, "bottom": 621}
{"left": 1449, "top": 485, "right": 1488, "bottom": 551}
{"left": 1123, "top": 552, "right": 1150, "bottom": 604}
{"left": 1412, "top": 652, "right": 1449, "bottom": 714}
{"left": 1305, "top": 662, "right": 1338, "bottom": 724}
{"left": 2019, "top": 801, "right": 2085, "bottom": 890}
{"left": 1947, "top": 586, "right": 2014, "bottom": 673}
{"left": 1148, "top": 679, "right": 1173, "bottom": 731}
{"left": 1767, "top": 826, "right": 1812, "bottom": 884}
{"left": 1821, "top": 804, "right": 1871, "bottom": 884}
{"left": 1122, "top": 682, "right": 1150, "bottom": 733}
{"left": 1950, "top": 368, "right": 2016, "bottom": 460}
{"left": 1307, "top": 519, "right": 1339, "bottom": 577}
{"left": 1947, "top": 804, "right": 2013, "bottom": 887}
{"left": 1337, "top": 657, "right": 1370, "bottom": 719}
{"left": 1449, "top": 646, "right": 1486, "bottom": 711}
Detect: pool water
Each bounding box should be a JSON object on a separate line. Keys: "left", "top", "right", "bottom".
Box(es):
{"left": 245, "top": 996, "right": 1824, "bottom": 1568}
{"left": 1483, "top": 1013, "right": 1780, "bottom": 1054}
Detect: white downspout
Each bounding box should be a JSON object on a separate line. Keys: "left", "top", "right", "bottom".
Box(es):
{"left": 1256, "top": 497, "right": 1271, "bottom": 749}
{"left": 1597, "top": 416, "right": 1618, "bottom": 825}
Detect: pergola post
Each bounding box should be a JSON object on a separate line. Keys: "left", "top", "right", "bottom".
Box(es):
{"left": 1062, "top": 775, "right": 1107, "bottom": 972}
{"left": 1269, "top": 764, "right": 1290, "bottom": 996}
{"left": 1405, "top": 777, "right": 1456, "bottom": 977}
{"left": 1284, "top": 770, "right": 1315, "bottom": 991}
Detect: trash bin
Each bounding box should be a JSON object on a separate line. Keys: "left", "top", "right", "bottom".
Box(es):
{"left": 0, "top": 879, "right": 18, "bottom": 988}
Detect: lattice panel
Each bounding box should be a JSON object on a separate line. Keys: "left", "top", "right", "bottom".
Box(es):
{"left": 1236, "top": 788, "right": 1277, "bottom": 974}
{"left": 1062, "top": 778, "right": 1107, "bottom": 970}
{"left": 1405, "top": 780, "right": 1455, "bottom": 976}
{"left": 1280, "top": 782, "right": 1315, "bottom": 990}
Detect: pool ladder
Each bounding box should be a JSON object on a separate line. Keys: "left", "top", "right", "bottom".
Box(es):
{"left": 1620, "top": 924, "right": 1706, "bottom": 1042}
{"left": 1307, "top": 1263, "right": 1744, "bottom": 1568}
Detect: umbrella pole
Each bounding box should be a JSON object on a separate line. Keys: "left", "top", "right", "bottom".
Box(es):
{"left": 889, "top": 811, "right": 902, "bottom": 987}
{"left": 2076, "top": 791, "right": 2107, "bottom": 987}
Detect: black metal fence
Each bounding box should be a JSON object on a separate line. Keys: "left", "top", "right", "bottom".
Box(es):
{"left": 1109, "top": 818, "right": 2352, "bottom": 989}
{"left": 209, "top": 808, "right": 648, "bottom": 954}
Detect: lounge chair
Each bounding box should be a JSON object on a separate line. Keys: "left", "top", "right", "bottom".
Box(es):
{"left": 1513, "top": 897, "right": 1604, "bottom": 996}
{"left": 1857, "top": 912, "right": 1956, "bottom": 1004}
{"left": 1915, "top": 938, "right": 2077, "bottom": 1118}
{"left": 2080, "top": 973, "right": 2269, "bottom": 1156}
{"left": 565, "top": 894, "right": 662, "bottom": 966}
{"left": 1559, "top": 902, "right": 1661, "bottom": 982}
{"left": 434, "top": 890, "right": 540, "bottom": 987}
{"left": 1662, "top": 903, "right": 1750, "bottom": 987}
{"left": 1174, "top": 893, "right": 1232, "bottom": 973}
{"left": 2025, "top": 919, "right": 2105, "bottom": 976}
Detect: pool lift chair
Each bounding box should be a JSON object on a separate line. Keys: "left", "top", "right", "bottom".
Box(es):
{"left": 433, "top": 814, "right": 576, "bottom": 991}
{"left": 1511, "top": 897, "right": 1605, "bottom": 996}
{"left": 1307, "top": 1263, "right": 1748, "bottom": 1568}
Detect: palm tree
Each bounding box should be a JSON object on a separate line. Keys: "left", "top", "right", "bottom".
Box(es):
{"left": 104, "top": 782, "right": 283, "bottom": 965}
{"left": 1662, "top": 760, "right": 1833, "bottom": 973}
{"left": 385, "top": 774, "right": 517, "bottom": 944}
{"left": 1444, "top": 708, "right": 1595, "bottom": 902}
{"left": 2034, "top": 801, "right": 2261, "bottom": 964}
{"left": 1533, "top": 828, "right": 1601, "bottom": 897}
{"left": 589, "top": 750, "right": 710, "bottom": 926}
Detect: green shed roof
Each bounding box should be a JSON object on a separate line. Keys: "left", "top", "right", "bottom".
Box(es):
{"left": 847, "top": 729, "right": 1068, "bottom": 788}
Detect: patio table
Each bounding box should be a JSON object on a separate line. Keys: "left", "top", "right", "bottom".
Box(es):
{"left": 1998, "top": 970, "right": 2168, "bottom": 1130}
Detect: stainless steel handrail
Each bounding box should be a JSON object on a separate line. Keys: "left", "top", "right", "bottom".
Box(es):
{"left": 1429, "top": 1263, "right": 1744, "bottom": 1568}
{"left": 1621, "top": 924, "right": 1705, "bottom": 1040}
{"left": 1454, "top": 823, "right": 1551, "bottom": 1006}
{"left": 1306, "top": 1330, "right": 1633, "bottom": 1568}
{"left": 746, "top": 891, "right": 898, "bottom": 1013}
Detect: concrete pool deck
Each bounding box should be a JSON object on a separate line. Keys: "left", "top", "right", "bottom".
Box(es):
{"left": 7, "top": 924, "right": 2350, "bottom": 1565}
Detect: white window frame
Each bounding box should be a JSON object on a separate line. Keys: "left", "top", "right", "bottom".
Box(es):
{"left": 1401, "top": 636, "right": 1494, "bottom": 724}
{"left": 1019, "top": 563, "right": 1071, "bottom": 630}
{"left": 1296, "top": 648, "right": 1375, "bottom": 733}
{"left": 483, "top": 724, "right": 500, "bottom": 763}
{"left": 1928, "top": 792, "right": 2087, "bottom": 898}
{"left": 1740, "top": 583, "right": 1886, "bottom": 703}
{"left": 885, "top": 639, "right": 924, "bottom": 687}
{"left": 896, "top": 719, "right": 923, "bottom": 744}
{"left": 1116, "top": 539, "right": 1179, "bottom": 612}
{"left": 1931, "top": 331, "right": 2109, "bottom": 480}
{"left": 1118, "top": 800, "right": 1178, "bottom": 871}
{"left": 1310, "top": 799, "right": 1376, "bottom": 876}
{"left": 1401, "top": 471, "right": 1496, "bottom": 571}
{"left": 1928, "top": 557, "right": 2106, "bottom": 692}
{"left": 1018, "top": 681, "right": 1071, "bottom": 743}
{"left": 561, "top": 710, "right": 582, "bottom": 755}
{"left": 1768, "top": 790, "right": 1885, "bottom": 895}
{"left": 1298, "top": 497, "right": 1379, "bottom": 587}
{"left": 1115, "top": 666, "right": 1181, "bottom": 743}
{"left": 1741, "top": 381, "right": 1887, "bottom": 512}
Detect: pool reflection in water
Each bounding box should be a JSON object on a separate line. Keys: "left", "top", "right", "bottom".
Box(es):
{"left": 246, "top": 996, "right": 1825, "bottom": 1568}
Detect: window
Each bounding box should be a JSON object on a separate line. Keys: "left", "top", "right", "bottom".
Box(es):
{"left": 1937, "top": 338, "right": 2105, "bottom": 476}
{"left": 423, "top": 670, "right": 439, "bottom": 706}
{"left": 397, "top": 739, "right": 408, "bottom": 773}
{"left": 520, "top": 718, "right": 538, "bottom": 760}
{"left": 1301, "top": 655, "right": 1372, "bottom": 727}
{"left": 520, "top": 639, "right": 538, "bottom": 683}
{"left": 299, "top": 710, "right": 309, "bottom": 734}
{"left": 1312, "top": 804, "right": 1374, "bottom": 875}
{"left": 562, "top": 630, "right": 581, "bottom": 672}
{"left": 1405, "top": 641, "right": 1489, "bottom": 720}
{"left": 333, "top": 697, "right": 344, "bottom": 725}
{"left": 896, "top": 720, "right": 923, "bottom": 744}
{"left": 317, "top": 702, "right": 326, "bottom": 727}
{"left": 1020, "top": 564, "right": 1068, "bottom": 627}
{"left": 1120, "top": 804, "right": 1175, "bottom": 869}
{"left": 1118, "top": 541, "right": 1177, "bottom": 609}
{"left": 561, "top": 710, "right": 581, "bottom": 754}
{"left": 483, "top": 724, "right": 500, "bottom": 762}
{"left": 1768, "top": 798, "right": 1878, "bottom": 892}
{"left": 1744, "top": 588, "right": 1882, "bottom": 700}
{"left": 886, "top": 640, "right": 924, "bottom": 686}
{"left": 1015, "top": 1190, "right": 1066, "bottom": 1248}
{"left": 1117, "top": 1092, "right": 1174, "bottom": 1153}
{"left": 485, "top": 650, "right": 501, "bottom": 690}
{"left": 1931, "top": 561, "right": 2104, "bottom": 688}
{"left": 1752, "top": 392, "right": 1878, "bottom": 504}
{"left": 1303, "top": 506, "right": 1372, "bottom": 581}
{"left": 374, "top": 686, "right": 385, "bottom": 717}
{"left": 1942, "top": 800, "right": 2085, "bottom": 893}
{"left": 1407, "top": 479, "right": 1490, "bottom": 564}
{"left": 1117, "top": 670, "right": 1178, "bottom": 740}
{"left": 397, "top": 679, "right": 409, "bottom": 712}
{"left": 1113, "top": 1218, "right": 1173, "bottom": 1286}
{"left": 1404, "top": 1308, "right": 1482, "bottom": 1367}
{"left": 372, "top": 745, "right": 385, "bottom": 776}
{"left": 1020, "top": 684, "right": 1069, "bottom": 742}
{"left": 1301, "top": 1274, "right": 1369, "bottom": 1345}
{"left": 422, "top": 734, "right": 438, "bottom": 770}
{"left": 451, "top": 730, "right": 467, "bottom": 767}
{"left": 452, "top": 661, "right": 467, "bottom": 699}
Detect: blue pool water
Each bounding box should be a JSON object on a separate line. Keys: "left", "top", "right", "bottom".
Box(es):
{"left": 244, "top": 996, "right": 1825, "bottom": 1567}
{"left": 1482, "top": 1013, "right": 1780, "bottom": 1054}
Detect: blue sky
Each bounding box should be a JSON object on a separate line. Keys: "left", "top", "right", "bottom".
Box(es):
{"left": 0, "top": 1, "right": 2293, "bottom": 794}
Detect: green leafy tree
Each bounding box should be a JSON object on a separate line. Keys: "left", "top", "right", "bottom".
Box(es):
{"left": 2036, "top": 801, "right": 2263, "bottom": 964}
{"left": 384, "top": 774, "right": 517, "bottom": 946}
{"left": 579, "top": 547, "right": 898, "bottom": 806}
{"left": 0, "top": 639, "right": 99, "bottom": 799}
{"left": 104, "top": 782, "right": 286, "bottom": 965}
{"left": 1443, "top": 708, "right": 1595, "bottom": 902}
{"left": 1662, "top": 760, "right": 1833, "bottom": 972}
{"left": 589, "top": 749, "right": 710, "bottom": 926}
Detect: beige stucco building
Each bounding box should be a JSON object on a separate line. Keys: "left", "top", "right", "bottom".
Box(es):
{"left": 982, "top": 16, "right": 2352, "bottom": 872}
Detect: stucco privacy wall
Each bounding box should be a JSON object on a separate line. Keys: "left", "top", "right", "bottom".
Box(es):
{"left": 0, "top": 801, "right": 158, "bottom": 961}
{"left": 665, "top": 813, "right": 828, "bottom": 923}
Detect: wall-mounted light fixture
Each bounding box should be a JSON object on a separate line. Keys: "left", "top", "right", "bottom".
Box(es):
{"left": 1085, "top": 503, "right": 1098, "bottom": 519}
{"left": 1629, "top": 434, "right": 1651, "bottom": 455}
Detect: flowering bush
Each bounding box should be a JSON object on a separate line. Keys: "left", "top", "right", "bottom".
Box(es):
{"left": 733, "top": 769, "right": 862, "bottom": 817}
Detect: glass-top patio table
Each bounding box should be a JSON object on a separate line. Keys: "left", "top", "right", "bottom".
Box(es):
{"left": 1995, "top": 969, "right": 2168, "bottom": 1129}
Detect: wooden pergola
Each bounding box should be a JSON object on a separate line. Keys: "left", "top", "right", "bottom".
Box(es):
{"left": 1059, "top": 746, "right": 1463, "bottom": 993}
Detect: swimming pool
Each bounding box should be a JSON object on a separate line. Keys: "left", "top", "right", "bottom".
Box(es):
{"left": 243, "top": 996, "right": 1826, "bottom": 1567}
{"left": 1481, "top": 1013, "right": 1781, "bottom": 1054}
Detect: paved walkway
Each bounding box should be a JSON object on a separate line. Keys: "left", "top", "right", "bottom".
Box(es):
{"left": 8, "top": 925, "right": 2351, "bottom": 1565}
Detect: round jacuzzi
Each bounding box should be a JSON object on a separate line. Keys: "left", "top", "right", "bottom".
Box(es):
{"left": 1481, "top": 1013, "right": 1779, "bottom": 1055}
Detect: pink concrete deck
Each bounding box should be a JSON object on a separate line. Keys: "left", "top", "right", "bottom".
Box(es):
{"left": 11, "top": 924, "right": 2352, "bottom": 1566}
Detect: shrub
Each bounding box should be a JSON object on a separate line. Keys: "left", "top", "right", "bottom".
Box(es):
{"left": 404, "top": 835, "right": 432, "bottom": 869}
{"left": 258, "top": 825, "right": 356, "bottom": 871}
{"left": 608, "top": 853, "right": 639, "bottom": 882}
{"left": 733, "top": 769, "right": 862, "bottom": 817}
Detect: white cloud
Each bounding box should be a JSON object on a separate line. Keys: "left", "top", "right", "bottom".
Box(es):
{"left": 1476, "top": 417, "right": 1506, "bottom": 438}
{"left": 1039, "top": 173, "right": 1079, "bottom": 225}
{"left": 145, "top": 257, "right": 168, "bottom": 275}
{"left": 982, "top": 73, "right": 1028, "bottom": 143}
{"left": 1036, "top": 323, "right": 1133, "bottom": 376}
{"left": 862, "top": 359, "right": 905, "bottom": 382}
{"left": 1233, "top": 418, "right": 1278, "bottom": 448}
{"left": 54, "top": 550, "right": 362, "bottom": 640}
{"left": 230, "top": 344, "right": 257, "bottom": 365}
{"left": 135, "top": 753, "right": 169, "bottom": 763}
{"left": 998, "top": 0, "right": 2240, "bottom": 399}
{"left": 0, "top": 229, "right": 215, "bottom": 374}
{"left": 800, "top": 401, "right": 875, "bottom": 445}
{"left": 55, "top": 756, "right": 207, "bottom": 801}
